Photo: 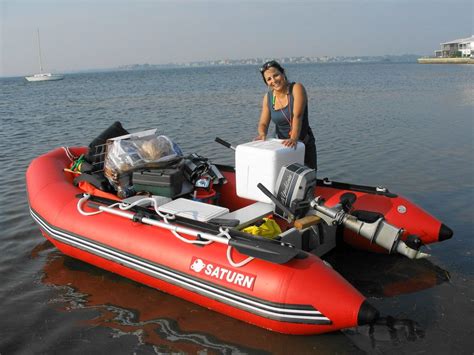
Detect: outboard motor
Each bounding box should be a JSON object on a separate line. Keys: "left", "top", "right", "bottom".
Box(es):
{"left": 273, "top": 163, "right": 317, "bottom": 222}
{"left": 257, "top": 165, "right": 335, "bottom": 255}
{"left": 310, "top": 197, "right": 429, "bottom": 259}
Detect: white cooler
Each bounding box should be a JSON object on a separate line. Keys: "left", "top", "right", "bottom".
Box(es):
{"left": 235, "top": 139, "right": 305, "bottom": 203}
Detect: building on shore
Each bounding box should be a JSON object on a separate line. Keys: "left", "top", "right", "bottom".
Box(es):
{"left": 434, "top": 35, "right": 473, "bottom": 58}
{"left": 418, "top": 35, "right": 474, "bottom": 64}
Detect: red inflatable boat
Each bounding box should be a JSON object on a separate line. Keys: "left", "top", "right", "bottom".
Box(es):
{"left": 26, "top": 145, "right": 452, "bottom": 335}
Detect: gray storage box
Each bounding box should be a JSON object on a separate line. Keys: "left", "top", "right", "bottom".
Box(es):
{"left": 132, "top": 168, "right": 183, "bottom": 197}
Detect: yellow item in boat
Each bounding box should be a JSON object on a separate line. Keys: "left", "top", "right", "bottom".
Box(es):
{"left": 242, "top": 218, "right": 282, "bottom": 239}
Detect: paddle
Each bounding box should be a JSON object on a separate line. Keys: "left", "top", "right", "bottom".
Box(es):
{"left": 83, "top": 195, "right": 303, "bottom": 264}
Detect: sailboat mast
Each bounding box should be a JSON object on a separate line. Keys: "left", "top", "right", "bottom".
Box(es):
{"left": 25, "top": 28, "right": 63, "bottom": 81}
{"left": 37, "top": 28, "right": 44, "bottom": 73}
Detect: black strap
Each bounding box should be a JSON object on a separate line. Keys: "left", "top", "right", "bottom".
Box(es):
{"left": 74, "top": 173, "right": 113, "bottom": 192}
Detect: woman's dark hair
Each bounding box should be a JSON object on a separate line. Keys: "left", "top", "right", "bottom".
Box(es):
{"left": 259, "top": 60, "right": 286, "bottom": 83}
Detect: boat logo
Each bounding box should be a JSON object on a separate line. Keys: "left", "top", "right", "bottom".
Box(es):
{"left": 189, "top": 257, "right": 256, "bottom": 290}
{"left": 190, "top": 258, "right": 206, "bottom": 272}
{"left": 278, "top": 173, "right": 293, "bottom": 204}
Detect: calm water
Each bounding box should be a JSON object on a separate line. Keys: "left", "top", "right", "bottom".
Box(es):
{"left": 1, "top": 63, "right": 473, "bottom": 354}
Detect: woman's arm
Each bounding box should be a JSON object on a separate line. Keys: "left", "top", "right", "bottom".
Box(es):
{"left": 283, "top": 82, "right": 307, "bottom": 148}
{"left": 256, "top": 94, "right": 271, "bottom": 140}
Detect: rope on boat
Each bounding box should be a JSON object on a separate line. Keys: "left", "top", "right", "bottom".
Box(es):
{"left": 170, "top": 227, "right": 214, "bottom": 245}
{"left": 116, "top": 199, "right": 210, "bottom": 245}
{"left": 77, "top": 194, "right": 120, "bottom": 216}
{"left": 116, "top": 196, "right": 176, "bottom": 222}
{"left": 77, "top": 194, "right": 254, "bottom": 267}
{"left": 220, "top": 227, "right": 255, "bottom": 267}
{"left": 62, "top": 146, "right": 78, "bottom": 162}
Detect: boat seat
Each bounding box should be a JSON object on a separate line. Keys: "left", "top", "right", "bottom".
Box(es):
{"left": 219, "top": 202, "right": 274, "bottom": 229}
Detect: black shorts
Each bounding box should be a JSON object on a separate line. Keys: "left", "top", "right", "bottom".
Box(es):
{"left": 303, "top": 133, "right": 317, "bottom": 170}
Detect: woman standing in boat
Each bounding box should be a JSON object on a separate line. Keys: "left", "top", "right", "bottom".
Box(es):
{"left": 255, "top": 60, "right": 317, "bottom": 170}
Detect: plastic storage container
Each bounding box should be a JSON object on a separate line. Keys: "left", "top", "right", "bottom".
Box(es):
{"left": 235, "top": 139, "right": 305, "bottom": 203}
{"left": 132, "top": 168, "right": 183, "bottom": 197}
{"left": 158, "top": 198, "right": 229, "bottom": 222}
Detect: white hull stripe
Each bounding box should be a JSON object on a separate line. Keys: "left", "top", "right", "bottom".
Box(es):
{"left": 30, "top": 208, "right": 331, "bottom": 325}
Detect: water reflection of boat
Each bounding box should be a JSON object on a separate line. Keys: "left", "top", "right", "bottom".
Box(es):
{"left": 40, "top": 251, "right": 358, "bottom": 353}
{"left": 326, "top": 248, "right": 450, "bottom": 298}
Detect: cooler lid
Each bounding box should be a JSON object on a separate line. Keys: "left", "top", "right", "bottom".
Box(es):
{"left": 236, "top": 139, "right": 304, "bottom": 153}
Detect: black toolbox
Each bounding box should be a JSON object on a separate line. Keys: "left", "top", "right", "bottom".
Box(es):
{"left": 132, "top": 168, "right": 184, "bottom": 198}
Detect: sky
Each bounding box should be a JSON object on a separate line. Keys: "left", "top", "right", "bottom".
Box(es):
{"left": 1, "top": 0, "right": 473, "bottom": 77}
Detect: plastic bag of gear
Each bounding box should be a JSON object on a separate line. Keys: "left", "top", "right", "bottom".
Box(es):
{"left": 104, "top": 129, "right": 183, "bottom": 197}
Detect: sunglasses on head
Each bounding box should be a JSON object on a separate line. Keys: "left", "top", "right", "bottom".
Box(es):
{"left": 259, "top": 60, "right": 279, "bottom": 73}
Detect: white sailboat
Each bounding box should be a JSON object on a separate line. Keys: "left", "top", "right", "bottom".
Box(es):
{"left": 25, "top": 29, "right": 64, "bottom": 82}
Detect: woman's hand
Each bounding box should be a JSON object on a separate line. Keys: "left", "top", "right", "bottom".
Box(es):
{"left": 254, "top": 134, "right": 266, "bottom": 141}
{"left": 282, "top": 138, "right": 298, "bottom": 149}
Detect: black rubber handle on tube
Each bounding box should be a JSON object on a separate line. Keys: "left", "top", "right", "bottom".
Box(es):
{"left": 257, "top": 183, "right": 295, "bottom": 222}
{"left": 215, "top": 137, "right": 234, "bottom": 150}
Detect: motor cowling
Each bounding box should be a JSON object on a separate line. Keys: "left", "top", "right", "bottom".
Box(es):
{"left": 273, "top": 163, "right": 317, "bottom": 222}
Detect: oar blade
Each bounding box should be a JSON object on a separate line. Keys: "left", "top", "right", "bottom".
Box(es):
{"left": 229, "top": 238, "right": 302, "bottom": 264}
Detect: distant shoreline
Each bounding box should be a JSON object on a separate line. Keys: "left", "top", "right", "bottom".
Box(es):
{"left": 0, "top": 56, "right": 435, "bottom": 78}
{"left": 116, "top": 55, "right": 420, "bottom": 71}
{"left": 417, "top": 57, "right": 474, "bottom": 64}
